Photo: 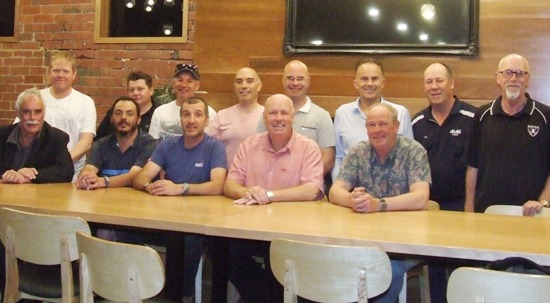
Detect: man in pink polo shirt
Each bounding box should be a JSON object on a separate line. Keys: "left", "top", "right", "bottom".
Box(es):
{"left": 221, "top": 93, "right": 324, "bottom": 303}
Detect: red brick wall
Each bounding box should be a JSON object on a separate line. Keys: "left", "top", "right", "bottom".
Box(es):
{"left": 0, "top": 0, "right": 195, "bottom": 125}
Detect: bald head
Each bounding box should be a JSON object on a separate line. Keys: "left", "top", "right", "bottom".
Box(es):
{"left": 263, "top": 94, "right": 295, "bottom": 141}
{"left": 265, "top": 94, "right": 294, "bottom": 114}
{"left": 498, "top": 54, "right": 530, "bottom": 73}
{"left": 282, "top": 60, "right": 310, "bottom": 103}
{"left": 234, "top": 67, "right": 262, "bottom": 104}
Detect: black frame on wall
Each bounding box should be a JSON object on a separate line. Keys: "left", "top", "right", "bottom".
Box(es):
{"left": 283, "top": 0, "right": 479, "bottom": 56}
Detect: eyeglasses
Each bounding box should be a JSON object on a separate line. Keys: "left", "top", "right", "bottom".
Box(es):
{"left": 285, "top": 76, "right": 308, "bottom": 83}
{"left": 498, "top": 69, "right": 529, "bottom": 79}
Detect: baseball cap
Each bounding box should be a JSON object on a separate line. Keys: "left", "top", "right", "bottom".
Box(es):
{"left": 174, "top": 63, "right": 200, "bottom": 80}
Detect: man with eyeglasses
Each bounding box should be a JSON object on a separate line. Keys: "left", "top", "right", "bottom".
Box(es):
{"left": 333, "top": 58, "right": 414, "bottom": 181}
{"left": 257, "top": 60, "right": 335, "bottom": 178}
{"left": 465, "top": 53, "right": 550, "bottom": 215}
{"left": 95, "top": 71, "right": 161, "bottom": 141}
{"left": 149, "top": 64, "right": 216, "bottom": 141}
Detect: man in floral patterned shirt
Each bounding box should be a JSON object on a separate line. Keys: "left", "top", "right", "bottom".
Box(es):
{"left": 329, "top": 102, "right": 431, "bottom": 303}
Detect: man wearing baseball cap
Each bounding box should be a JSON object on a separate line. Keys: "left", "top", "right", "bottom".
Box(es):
{"left": 149, "top": 63, "right": 216, "bottom": 140}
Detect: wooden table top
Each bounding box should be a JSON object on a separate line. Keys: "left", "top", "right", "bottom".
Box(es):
{"left": 2, "top": 183, "right": 550, "bottom": 265}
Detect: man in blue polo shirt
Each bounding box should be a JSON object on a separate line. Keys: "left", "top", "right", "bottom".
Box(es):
{"left": 466, "top": 54, "right": 550, "bottom": 215}
{"left": 76, "top": 96, "right": 156, "bottom": 190}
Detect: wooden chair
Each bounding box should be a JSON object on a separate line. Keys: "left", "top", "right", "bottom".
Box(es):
{"left": 397, "top": 200, "right": 440, "bottom": 303}
{"left": 269, "top": 238, "right": 392, "bottom": 303}
{"left": 76, "top": 231, "right": 165, "bottom": 303}
{"left": 447, "top": 267, "right": 550, "bottom": 303}
{"left": 485, "top": 205, "right": 550, "bottom": 217}
{"left": 0, "top": 207, "right": 91, "bottom": 303}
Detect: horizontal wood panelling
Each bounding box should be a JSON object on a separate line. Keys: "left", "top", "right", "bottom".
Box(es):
{"left": 195, "top": 0, "right": 550, "bottom": 114}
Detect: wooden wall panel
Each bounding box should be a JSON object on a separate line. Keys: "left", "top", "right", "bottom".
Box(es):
{"left": 195, "top": 0, "right": 550, "bottom": 116}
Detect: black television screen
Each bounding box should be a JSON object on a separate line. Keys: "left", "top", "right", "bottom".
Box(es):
{"left": 284, "top": 0, "right": 479, "bottom": 56}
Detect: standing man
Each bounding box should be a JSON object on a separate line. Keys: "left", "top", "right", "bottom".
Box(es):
{"left": 412, "top": 63, "right": 477, "bottom": 303}
{"left": 149, "top": 64, "right": 216, "bottom": 141}
{"left": 76, "top": 97, "right": 156, "bottom": 190}
{"left": 40, "top": 50, "right": 97, "bottom": 180}
{"left": 206, "top": 67, "right": 264, "bottom": 164}
{"left": 258, "top": 60, "right": 335, "bottom": 177}
{"left": 466, "top": 54, "right": 550, "bottom": 216}
{"left": 333, "top": 58, "right": 413, "bottom": 180}
{"left": 330, "top": 103, "right": 431, "bottom": 303}
{"left": 95, "top": 71, "right": 161, "bottom": 140}
{"left": 0, "top": 87, "right": 74, "bottom": 184}
{"left": 133, "top": 97, "right": 227, "bottom": 303}
{"left": 224, "top": 94, "right": 324, "bottom": 303}
{"left": 412, "top": 63, "right": 477, "bottom": 211}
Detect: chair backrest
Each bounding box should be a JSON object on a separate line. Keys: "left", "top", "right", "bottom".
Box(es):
{"left": 0, "top": 207, "right": 91, "bottom": 303}
{"left": 484, "top": 205, "right": 550, "bottom": 217}
{"left": 76, "top": 231, "right": 165, "bottom": 303}
{"left": 269, "top": 238, "right": 391, "bottom": 303}
{"left": 0, "top": 207, "right": 91, "bottom": 264}
{"left": 447, "top": 267, "right": 550, "bottom": 303}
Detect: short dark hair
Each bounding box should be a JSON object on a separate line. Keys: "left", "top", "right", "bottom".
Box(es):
{"left": 180, "top": 96, "right": 209, "bottom": 119}
{"left": 127, "top": 71, "right": 153, "bottom": 88}
{"left": 110, "top": 96, "right": 141, "bottom": 117}
{"left": 355, "top": 58, "right": 385, "bottom": 74}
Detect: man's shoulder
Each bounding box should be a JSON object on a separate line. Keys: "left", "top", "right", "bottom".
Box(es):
{"left": 335, "top": 100, "right": 358, "bottom": 114}
{"left": 381, "top": 99, "right": 410, "bottom": 113}
{"left": 43, "top": 122, "right": 69, "bottom": 139}
{"left": 153, "top": 101, "right": 176, "bottom": 113}
{"left": 0, "top": 123, "right": 16, "bottom": 139}
{"left": 398, "top": 136, "right": 427, "bottom": 152}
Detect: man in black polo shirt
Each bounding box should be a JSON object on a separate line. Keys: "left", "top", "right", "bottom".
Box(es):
{"left": 412, "top": 63, "right": 477, "bottom": 303}
{"left": 76, "top": 96, "right": 156, "bottom": 189}
{"left": 413, "top": 63, "right": 477, "bottom": 211}
{"left": 95, "top": 71, "right": 161, "bottom": 141}
{"left": 466, "top": 54, "right": 550, "bottom": 216}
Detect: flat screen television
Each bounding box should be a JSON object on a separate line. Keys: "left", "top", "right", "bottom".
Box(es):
{"left": 284, "top": 0, "right": 479, "bottom": 56}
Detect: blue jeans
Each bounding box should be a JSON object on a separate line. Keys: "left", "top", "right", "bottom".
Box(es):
{"left": 371, "top": 259, "right": 418, "bottom": 303}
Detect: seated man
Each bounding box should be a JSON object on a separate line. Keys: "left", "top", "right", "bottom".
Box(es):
{"left": 76, "top": 96, "right": 156, "bottom": 190}
{"left": 0, "top": 87, "right": 74, "bottom": 292}
{"left": 223, "top": 94, "right": 324, "bottom": 303}
{"left": 76, "top": 96, "right": 157, "bottom": 242}
{"left": 133, "top": 96, "right": 227, "bottom": 303}
{"left": 0, "top": 87, "right": 73, "bottom": 183}
{"left": 330, "top": 103, "right": 431, "bottom": 303}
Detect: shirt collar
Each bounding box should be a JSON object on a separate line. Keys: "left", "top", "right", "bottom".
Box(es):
{"left": 491, "top": 93, "right": 534, "bottom": 117}
{"left": 296, "top": 97, "right": 312, "bottom": 113}
{"left": 261, "top": 130, "right": 297, "bottom": 154}
{"left": 7, "top": 124, "right": 40, "bottom": 148}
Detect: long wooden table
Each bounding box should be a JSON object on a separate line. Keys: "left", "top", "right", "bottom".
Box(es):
{"left": 2, "top": 183, "right": 550, "bottom": 266}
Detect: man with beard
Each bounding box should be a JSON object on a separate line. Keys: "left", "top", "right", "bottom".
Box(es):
{"left": 76, "top": 96, "right": 156, "bottom": 190}
{"left": 466, "top": 54, "right": 550, "bottom": 215}
{"left": 149, "top": 64, "right": 216, "bottom": 141}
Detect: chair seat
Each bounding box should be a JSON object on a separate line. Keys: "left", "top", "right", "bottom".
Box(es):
{"left": 19, "top": 260, "right": 80, "bottom": 298}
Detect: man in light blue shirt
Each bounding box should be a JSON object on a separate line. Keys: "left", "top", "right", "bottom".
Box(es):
{"left": 333, "top": 58, "right": 413, "bottom": 180}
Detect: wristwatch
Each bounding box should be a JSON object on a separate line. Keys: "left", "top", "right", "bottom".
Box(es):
{"left": 379, "top": 198, "right": 387, "bottom": 212}
{"left": 103, "top": 176, "right": 110, "bottom": 188}
{"left": 266, "top": 190, "right": 274, "bottom": 202}
{"left": 540, "top": 200, "right": 550, "bottom": 208}
{"left": 181, "top": 183, "right": 190, "bottom": 196}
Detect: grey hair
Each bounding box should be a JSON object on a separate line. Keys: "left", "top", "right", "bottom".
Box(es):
{"left": 15, "top": 87, "right": 43, "bottom": 114}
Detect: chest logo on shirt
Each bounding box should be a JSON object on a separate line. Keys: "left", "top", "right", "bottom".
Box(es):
{"left": 449, "top": 129, "right": 462, "bottom": 136}
{"left": 195, "top": 162, "right": 204, "bottom": 168}
{"left": 528, "top": 125, "right": 539, "bottom": 137}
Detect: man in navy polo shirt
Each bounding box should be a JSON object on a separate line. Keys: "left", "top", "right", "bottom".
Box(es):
{"left": 413, "top": 63, "right": 477, "bottom": 211}
{"left": 412, "top": 63, "right": 477, "bottom": 303}
{"left": 76, "top": 96, "right": 156, "bottom": 190}
{"left": 466, "top": 54, "right": 550, "bottom": 216}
